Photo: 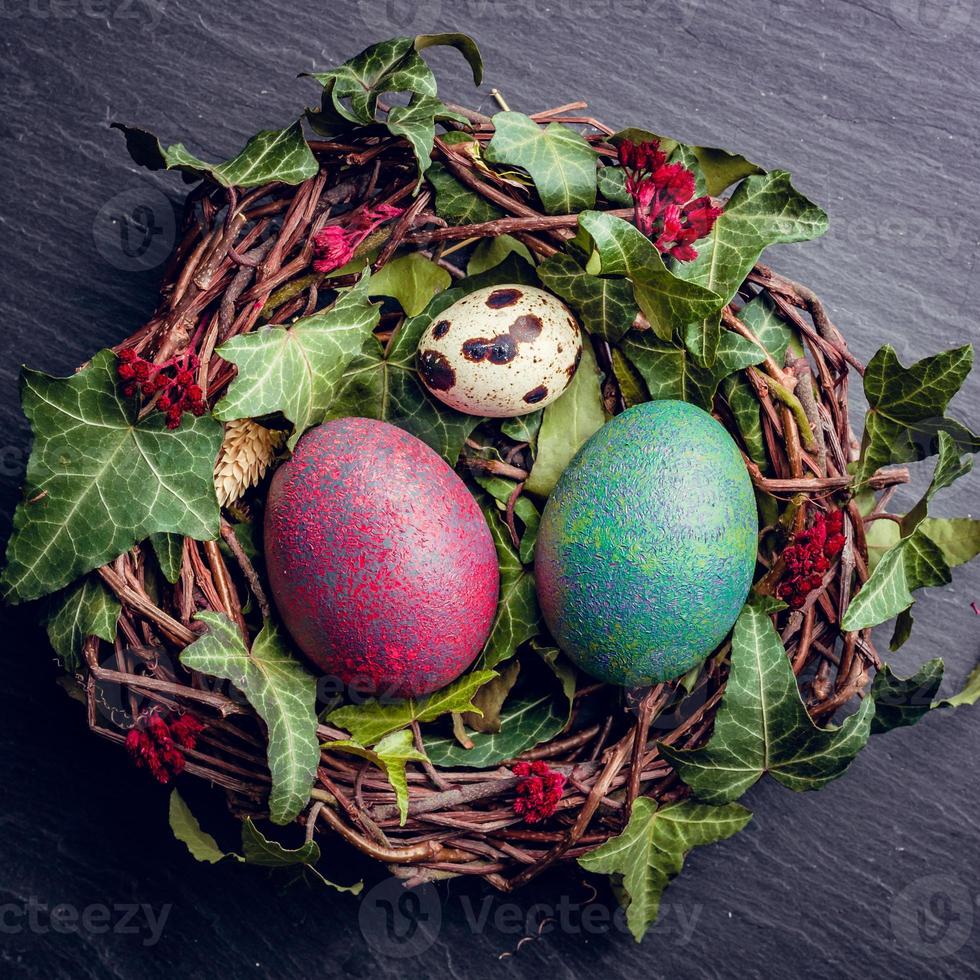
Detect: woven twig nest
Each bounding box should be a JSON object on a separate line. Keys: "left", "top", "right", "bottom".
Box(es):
{"left": 11, "top": 35, "right": 977, "bottom": 935}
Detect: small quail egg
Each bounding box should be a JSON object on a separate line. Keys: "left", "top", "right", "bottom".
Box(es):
{"left": 416, "top": 284, "right": 583, "bottom": 418}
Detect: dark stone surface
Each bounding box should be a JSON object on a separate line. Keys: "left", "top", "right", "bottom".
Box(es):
{"left": 1, "top": 1, "right": 978, "bottom": 977}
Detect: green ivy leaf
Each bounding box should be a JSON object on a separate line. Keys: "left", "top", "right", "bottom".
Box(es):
{"left": 501, "top": 412, "right": 543, "bottom": 456}
{"left": 322, "top": 730, "right": 426, "bottom": 826}
{"left": 475, "top": 475, "right": 540, "bottom": 564}
{"left": 485, "top": 112, "right": 598, "bottom": 214}
{"left": 597, "top": 166, "right": 631, "bottom": 205}
{"left": 673, "top": 171, "right": 827, "bottom": 362}
{"left": 426, "top": 162, "right": 504, "bottom": 225}
{"left": 578, "top": 798, "right": 752, "bottom": 941}
{"left": 386, "top": 95, "right": 469, "bottom": 181}
{"left": 327, "top": 668, "right": 498, "bottom": 746}
{"left": 467, "top": 235, "right": 534, "bottom": 277}
{"left": 855, "top": 344, "right": 979, "bottom": 482}
{"left": 368, "top": 252, "right": 451, "bottom": 317}
{"left": 1, "top": 350, "right": 222, "bottom": 604}
{"left": 538, "top": 251, "right": 637, "bottom": 343}
{"left": 42, "top": 576, "right": 120, "bottom": 670}
{"left": 722, "top": 374, "right": 766, "bottom": 467}
{"left": 479, "top": 501, "right": 540, "bottom": 667}
{"left": 937, "top": 660, "right": 980, "bottom": 709}
{"left": 871, "top": 660, "right": 945, "bottom": 734}
{"left": 525, "top": 339, "right": 607, "bottom": 497}
{"left": 425, "top": 644, "right": 574, "bottom": 767}
{"left": 149, "top": 532, "right": 183, "bottom": 584}
{"left": 578, "top": 211, "right": 722, "bottom": 346}
{"left": 621, "top": 327, "right": 765, "bottom": 410}
{"left": 214, "top": 277, "right": 381, "bottom": 449}
{"left": 843, "top": 434, "right": 974, "bottom": 638}
{"left": 413, "top": 32, "right": 484, "bottom": 84}
{"left": 916, "top": 518, "right": 980, "bottom": 568}
{"left": 661, "top": 604, "right": 874, "bottom": 803}
{"left": 327, "top": 256, "right": 537, "bottom": 464}
{"left": 169, "top": 790, "right": 238, "bottom": 864}
{"left": 113, "top": 121, "right": 318, "bottom": 188}
{"left": 181, "top": 612, "right": 319, "bottom": 825}
{"left": 241, "top": 819, "right": 361, "bottom": 892}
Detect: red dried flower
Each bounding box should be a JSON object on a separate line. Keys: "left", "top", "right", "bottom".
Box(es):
{"left": 512, "top": 760, "right": 566, "bottom": 824}
{"left": 125, "top": 711, "right": 204, "bottom": 784}
{"left": 116, "top": 350, "right": 205, "bottom": 430}
{"left": 616, "top": 138, "right": 723, "bottom": 262}
{"left": 776, "top": 510, "right": 846, "bottom": 609}
{"left": 311, "top": 202, "right": 405, "bottom": 274}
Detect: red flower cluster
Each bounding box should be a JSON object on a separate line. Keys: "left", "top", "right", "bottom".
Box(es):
{"left": 617, "top": 139, "right": 723, "bottom": 262}
{"left": 512, "top": 760, "right": 566, "bottom": 823}
{"left": 311, "top": 203, "right": 404, "bottom": 274}
{"left": 117, "top": 349, "right": 206, "bottom": 429}
{"left": 776, "top": 510, "right": 846, "bottom": 609}
{"left": 125, "top": 711, "right": 204, "bottom": 784}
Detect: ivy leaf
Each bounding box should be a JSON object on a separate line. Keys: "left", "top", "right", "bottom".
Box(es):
{"left": 180, "top": 612, "right": 319, "bottom": 825}
{"left": 578, "top": 798, "right": 752, "bottom": 941}
{"left": 241, "top": 819, "right": 361, "bottom": 892}
{"left": 149, "top": 532, "right": 183, "bottom": 584}
{"left": 478, "top": 501, "right": 541, "bottom": 667}
{"left": 1, "top": 350, "right": 222, "bottom": 604}
{"left": 525, "top": 339, "right": 607, "bottom": 497}
{"left": 425, "top": 644, "right": 575, "bottom": 767}
{"left": 538, "top": 251, "right": 637, "bottom": 343}
{"left": 485, "top": 112, "right": 598, "bottom": 214}
{"left": 413, "top": 32, "right": 484, "bottom": 84}
{"left": 855, "top": 344, "right": 979, "bottom": 482}
{"left": 501, "top": 412, "right": 543, "bottom": 456}
{"left": 214, "top": 277, "right": 381, "bottom": 449}
{"left": 327, "top": 256, "right": 537, "bottom": 464}
{"left": 672, "top": 171, "right": 826, "bottom": 362}
{"left": 169, "top": 790, "right": 239, "bottom": 864}
{"left": 915, "top": 518, "right": 980, "bottom": 569}
{"left": 722, "top": 374, "right": 766, "bottom": 467}
{"left": 426, "top": 162, "right": 504, "bottom": 225}
{"left": 461, "top": 659, "right": 522, "bottom": 733}
{"left": 322, "top": 730, "right": 426, "bottom": 826}
{"left": 467, "top": 235, "right": 534, "bottom": 276}
{"left": 113, "top": 121, "right": 318, "bottom": 188}
{"left": 475, "top": 475, "right": 540, "bottom": 564}
{"left": 661, "top": 604, "right": 874, "bottom": 803}
{"left": 578, "top": 211, "right": 722, "bottom": 346}
{"left": 597, "top": 166, "right": 631, "bottom": 206}
{"left": 871, "top": 660, "right": 945, "bottom": 734}
{"left": 387, "top": 95, "right": 469, "bottom": 181}
{"left": 621, "top": 327, "right": 765, "bottom": 410}
{"left": 937, "top": 661, "right": 980, "bottom": 709}
{"left": 843, "top": 434, "right": 974, "bottom": 638}
{"left": 42, "top": 576, "right": 120, "bottom": 670}
{"left": 674, "top": 170, "right": 828, "bottom": 305}
{"left": 368, "top": 252, "right": 451, "bottom": 317}
{"left": 327, "top": 668, "right": 498, "bottom": 746}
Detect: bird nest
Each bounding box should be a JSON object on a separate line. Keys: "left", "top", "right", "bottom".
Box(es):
{"left": 15, "top": 35, "right": 962, "bottom": 917}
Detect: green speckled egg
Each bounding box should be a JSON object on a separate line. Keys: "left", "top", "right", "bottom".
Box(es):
{"left": 535, "top": 400, "right": 757, "bottom": 686}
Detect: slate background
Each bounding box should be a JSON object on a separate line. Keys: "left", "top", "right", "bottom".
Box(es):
{"left": 1, "top": 0, "right": 979, "bottom": 976}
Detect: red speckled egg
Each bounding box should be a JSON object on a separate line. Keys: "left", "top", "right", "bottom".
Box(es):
{"left": 264, "top": 418, "right": 499, "bottom": 699}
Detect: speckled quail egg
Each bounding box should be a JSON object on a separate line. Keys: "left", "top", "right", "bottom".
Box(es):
{"left": 416, "top": 284, "right": 583, "bottom": 418}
